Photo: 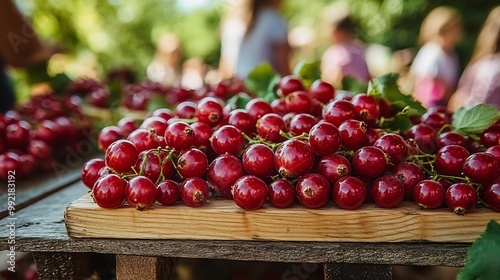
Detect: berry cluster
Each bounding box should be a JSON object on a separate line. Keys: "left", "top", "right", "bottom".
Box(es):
{"left": 0, "top": 94, "right": 92, "bottom": 180}
{"left": 82, "top": 75, "right": 500, "bottom": 214}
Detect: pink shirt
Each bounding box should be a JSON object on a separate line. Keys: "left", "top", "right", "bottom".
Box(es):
{"left": 321, "top": 41, "right": 371, "bottom": 82}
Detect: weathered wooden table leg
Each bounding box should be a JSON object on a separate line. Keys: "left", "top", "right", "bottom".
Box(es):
{"left": 116, "top": 255, "right": 173, "bottom": 280}
{"left": 33, "top": 252, "right": 97, "bottom": 280}
{"left": 324, "top": 263, "right": 393, "bottom": 280}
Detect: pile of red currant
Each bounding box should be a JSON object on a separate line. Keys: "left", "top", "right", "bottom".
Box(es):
{"left": 81, "top": 75, "right": 500, "bottom": 214}
{"left": 0, "top": 94, "right": 92, "bottom": 180}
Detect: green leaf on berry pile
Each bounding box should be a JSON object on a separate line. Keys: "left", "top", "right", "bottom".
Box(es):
{"left": 452, "top": 104, "right": 500, "bottom": 134}
{"left": 226, "top": 92, "right": 252, "bottom": 109}
{"left": 245, "top": 62, "right": 280, "bottom": 99}
{"left": 367, "top": 73, "right": 426, "bottom": 117}
{"left": 49, "top": 73, "right": 72, "bottom": 95}
{"left": 458, "top": 220, "right": 500, "bottom": 280}
{"left": 293, "top": 60, "right": 321, "bottom": 88}
{"left": 381, "top": 107, "right": 413, "bottom": 132}
{"left": 341, "top": 76, "right": 368, "bottom": 94}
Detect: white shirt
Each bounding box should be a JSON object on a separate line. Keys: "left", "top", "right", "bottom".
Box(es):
{"left": 235, "top": 8, "right": 288, "bottom": 78}
{"left": 410, "top": 42, "right": 459, "bottom": 89}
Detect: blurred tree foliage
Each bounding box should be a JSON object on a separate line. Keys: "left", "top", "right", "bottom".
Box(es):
{"left": 16, "top": 0, "right": 499, "bottom": 78}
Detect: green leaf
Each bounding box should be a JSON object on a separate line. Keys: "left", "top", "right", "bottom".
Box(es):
{"left": 458, "top": 220, "right": 500, "bottom": 280}
{"left": 367, "top": 73, "right": 426, "bottom": 117}
{"left": 381, "top": 108, "right": 413, "bottom": 132}
{"left": 226, "top": 92, "right": 252, "bottom": 109}
{"left": 49, "top": 73, "right": 72, "bottom": 95}
{"left": 293, "top": 61, "right": 321, "bottom": 88}
{"left": 245, "top": 62, "right": 279, "bottom": 98}
{"left": 452, "top": 104, "right": 500, "bottom": 134}
{"left": 341, "top": 76, "right": 368, "bottom": 94}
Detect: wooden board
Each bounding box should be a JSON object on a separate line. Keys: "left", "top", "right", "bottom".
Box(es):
{"left": 65, "top": 194, "right": 500, "bottom": 243}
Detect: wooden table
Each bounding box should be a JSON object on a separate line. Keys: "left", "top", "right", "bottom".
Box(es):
{"left": 0, "top": 172, "right": 475, "bottom": 280}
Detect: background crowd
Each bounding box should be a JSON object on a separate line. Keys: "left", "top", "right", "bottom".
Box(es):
{"left": 1, "top": 0, "right": 499, "bottom": 112}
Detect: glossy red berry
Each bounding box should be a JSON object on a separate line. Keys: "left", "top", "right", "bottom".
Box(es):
{"left": 445, "top": 183, "right": 477, "bottom": 215}
{"left": 332, "top": 176, "right": 366, "bottom": 210}
{"left": 98, "top": 126, "right": 123, "bottom": 150}
{"left": 233, "top": 175, "right": 268, "bottom": 210}
{"left": 463, "top": 153, "right": 500, "bottom": 184}
{"left": 245, "top": 98, "right": 272, "bottom": 121}
{"left": 352, "top": 146, "right": 388, "bottom": 178}
{"left": 196, "top": 97, "right": 224, "bottom": 127}
{"left": 393, "top": 162, "right": 424, "bottom": 200}
{"left": 242, "top": 144, "right": 277, "bottom": 178}
{"left": 483, "top": 180, "right": 500, "bottom": 212}
{"left": 228, "top": 109, "right": 256, "bottom": 136}
{"left": 81, "top": 158, "right": 106, "bottom": 189}
{"left": 421, "top": 111, "right": 449, "bottom": 130}
{"left": 278, "top": 75, "right": 305, "bottom": 97}
{"left": 91, "top": 174, "right": 126, "bottom": 209}
{"left": 288, "top": 113, "right": 317, "bottom": 136}
{"left": 268, "top": 179, "right": 295, "bottom": 208}
{"left": 351, "top": 94, "right": 379, "bottom": 126}
{"left": 339, "top": 119, "right": 367, "bottom": 151}
{"left": 296, "top": 173, "right": 330, "bottom": 209}
{"left": 486, "top": 145, "right": 500, "bottom": 162}
{"left": 180, "top": 177, "right": 210, "bottom": 207}
{"left": 435, "top": 145, "right": 470, "bottom": 176}
{"left": 413, "top": 180, "right": 445, "bottom": 209}
{"left": 208, "top": 154, "right": 246, "bottom": 199}
{"left": 176, "top": 101, "right": 197, "bottom": 119}
{"left": 211, "top": 125, "right": 245, "bottom": 156}
{"left": 156, "top": 180, "right": 180, "bottom": 206}
{"left": 371, "top": 175, "right": 405, "bottom": 208}
{"left": 322, "top": 100, "right": 359, "bottom": 128}
{"left": 125, "top": 176, "right": 157, "bottom": 210}
{"left": 285, "top": 91, "right": 312, "bottom": 114}
{"left": 405, "top": 124, "right": 437, "bottom": 154}
{"left": 164, "top": 122, "right": 195, "bottom": 151}
{"left": 140, "top": 116, "right": 169, "bottom": 136}
{"left": 177, "top": 148, "right": 208, "bottom": 178}
{"left": 308, "top": 122, "right": 341, "bottom": 156}
{"left": 256, "top": 113, "right": 287, "bottom": 143}
{"left": 310, "top": 80, "right": 335, "bottom": 104}
{"left": 274, "top": 139, "right": 315, "bottom": 178}
{"left": 127, "top": 128, "right": 160, "bottom": 153}
{"left": 105, "top": 140, "right": 139, "bottom": 174}
{"left": 316, "top": 154, "right": 351, "bottom": 186}
{"left": 117, "top": 117, "right": 138, "bottom": 137}
{"left": 436, "top": 131, "right": 467, "bottom": 150}
{"left": 374, "top": 133, "right": 408, "bottom": 165}
{"left": 191, "top": 122, "right": 213, "bottom": 150}
{"left": 480, "top": 124, "right": 500, "bottom": 148}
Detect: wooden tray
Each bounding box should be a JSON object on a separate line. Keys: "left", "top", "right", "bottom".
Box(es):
{"left": 65, "top": 194, "right": 500, "bottom": 243}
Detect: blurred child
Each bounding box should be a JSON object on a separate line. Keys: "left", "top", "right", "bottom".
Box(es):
{"left": 448, "top": 6, "right": 500, "bottom": 111}
{"left": 410, "top": 6, "right": 463, "bottom": 108}
{"left": 321, "top": 9, "right": 370, "bottom": 88}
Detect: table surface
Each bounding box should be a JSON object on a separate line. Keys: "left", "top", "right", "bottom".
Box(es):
{"left": 0, "top": 178, "right": 472, "bottom": 267}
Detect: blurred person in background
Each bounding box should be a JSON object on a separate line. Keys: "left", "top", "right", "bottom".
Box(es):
{"left": 147, "top": 33, "right": 182, "bottom": 87}
{"left": 225, "top": 0, "right": 290, "bottom": 78}
{"left": 448, "top": 6, "right": 500, "bottom": 111}
{"left": 0, "top": 0, "right": 55, "bottom": 113}
{"left": 321, "top": 7, "right": 370, "bottom": 88}
{"left": 410, "top": 6, "right": 463, "bottom": 108}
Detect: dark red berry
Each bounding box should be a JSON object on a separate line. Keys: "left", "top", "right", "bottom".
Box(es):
{"left": 463, "top": 153, "right": 500, "bottom": 185}
{"left": 445, "top": 183, "right": 477, "bottom": 215}
{"left": 125, "top": 176, "right": 157, "bottom": 210}
{"left": 374, "top": 133, "right": 408, "bottom": 165}
{"left": 208, "top": 154, "right": 246, "bottom": 199}
{"left": 268, "top": 179, "right": 295, "bottom": 208}
{"left": 480, "top": 125, "right": 500, "bottom": 148}
{"left": 180, "top": 177, "right": 210, "bottom": 207}
{"left": 242, "top": 144, "right": 277, "bottom": 178}
{"left": 156, "top": 180, "right": 180, "bottom": 206}
{"left": 177, "top": 148, "right": 208, "bottom": 178}
{"left": 228, "top": 109, "right": 256, "bottom": 136}
{"left": 436, "top": 131, "right": 467, "bottom": 150}
{"left": 413, "top": 180, "right": 445, "bottom": 209}
{"left": 164, "top": 122, "right": 195, "bottom": 151}
{"left": 92, "top": 174, "right": 126, "bottom": 209}
{"left": 98, "top": 126, "right": 123, "bottom": 150}
{"left": 316, "top": 154, "right": 351, "bottom": 186}
{"left": 332, "top": 176, "right": 366, "bottom": 210}
{"left": 196, "top": 97, "right": 224, "bottom": 127}
{"left": 322, "top": 100, "right": 358, "bottom": 128}
{"left": 353, "top": 146, "right": 388, "bottom": 178}
{"left": 484, "top": 180, "right": 500, "bottom": 212}
{"left": 371, "top": 175, "right": 405, "bottom": 208}
{"left": 274, "top": 139, "right": 315, "bottom": 178}
{"left": 486, "top": 145, "right": 500, "bottom": 162}
{"left": 211, "top": 125, "right": 245, "bottom": 156}
{"left": 278, "top": 75, "right": 305, "bottom": 97}
{"left": 176, "top": 101, "right": 197, "bottom": 119}
{"left": 256, "top": 113, "right": 287, "bottom": 143}
{"left": 245, "top": 98, "right": 272, "bottom": 121}
{"left": 435, "top": 145, "right": 470, "bottom": 176}
{"left": 296, "top": 173, "right": 330, "bottom": 209}
{"left": 421, "top": 111, "right": 449, "bottom": 130}
{"left": 233, "top": 175, "right": 268, "bottom": 210}
{"left": 339, "top": 119, "right": 367, "bottom": 151}
{"left": 351, "top": 94, "right": 379, "bottom": 126}
{"left": 405, "top": 124, "right": 437, "bottom": 154}
{"left": 308, "top": 122, "right": 341, "bottom": 156}
{"left": 393, "top": 162, "right": 424, "bottom": 200}
{"left": 285, "top": 91, "right": 312, "bottom": 114}
{"left": 310, "top": 80, "right": 334, "bottom": 104}
{"left": 127, "top": 128, "right": 160, "bottom": 152}
{"left": 105, "top": 140, "right": 139, "bottom": 174}
{"left": 288, "top": 113, "right": 317, "bottom": 136}
{"left": 82, "top": 158, "right": 106, "bottom": 189}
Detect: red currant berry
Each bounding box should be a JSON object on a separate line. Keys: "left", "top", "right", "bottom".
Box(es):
{"left": 310, "top": 80, "right": 334, "bottom": 104}
{"left": 268, "top": 179, "right": 295, "bottom": 208}
{"left": 125, "top": 176, "right": 157, "bottom": 210}
{"left": 316, "top": 154, "right": 351, "bottom": 186}
{"left": 176, "top": 101, "right": 196, "bottom": 119}
{"left": 208, "top": 154, "right": 246, "bottom": 199}
{"left": 339, "top": 119, "right": 368, "bottom": 151}
{"left": 374, "top": 133, "right": 408, "bottom": 165}
{"left": 164, "top": 121, "right": 195, "bottom": 151}
{"left": 242, "top": 144, "right": 277, "bottom": 178}
{"left": 274, "top": 139, "right": 315, "bottom": 178}
{"left": 351, "top": 93, "right": 379, "bottom": 126}
{"left": 434, "top": 145, "right": 470, "bottom": 176}
{"left": 228, "top": 109, "right": 256, "bottom": 136}
{"left": 480, "top": 124, "right": 500, "bottom": 148}
{"left": 371, "top": 175, "right": 405, "bottom": 208}
{"left": 127, "top": 128, "right": 160, "bottom": 152}
{"left": 140, "top": 116, "right": 169, "bottom": 136}
{"left": 196, "top": 97, "right": 224, "bottom": 127}
{"left": 405, "top": 124, "right": 437, "bottom": 154}
{"left": 278, "top": 75, "right": 305, "bottom": 97}
{"left": 117, "top": 117, "right": 138, "bottom": 137}
{"left": 105, "top": 140, "right": 139, "bottom": 174}
{"left": 98, "top": 126, "right": 123, "bottom": 150}
{"left": 332, "top": 176, "right": 366, "bottom": 210}
{"left": 308, "top": 122, "right": 341, "bottom": 156}
{"left": 463, "top": 153, "right": 500, "bottom": 184}
{"left": 436, "top": 131, "right": 467, "bottom": 150}
{"left": 393, "top": 162, "right": 424, "bottom": 200}
{"left": 288, "top": 113, "right": 317, "bottom": 136}
{"left": 256, "top": 113, "right": 287, "bottom": 143}
{"left": 177, "top": 148, "right": 208, "bottom": 178}
{"left": 191, "top": 122, "right": 213, "bottom": 151}
{"left": 81, "top": 158, "right": 106, "bottom": 189}
{"left": 486, "top": 145, "right": 500, "bottom": 162}
{"left": 180, "top": 177, "right": 210, "bottom": 207}
{"left": 296, "top": 173, "right": 330, "bottom": 209}
{"left": 322, "top": 100, "right": 359, "bottom": 128}
{"left": 285, "top": 91, "right": 312, "bottom": 114}
{"left": 484, "top": 180, "right": 500, "bottom": 212}
{"left": 245, "top": 98, "right": 272, "bottom": 121}
{"left": 353, "top": 146, "right": 388, "bottom": 178}
{"left": 445, "top": 183, "right": 477, "bottom": 215}
{"left": 156, "top": 180, "right": 180, "bottom": 206}
{"left": 91, "top": 174, "right": 126, "bottom": 209}
{"left": 413, "top": 180, "right": 445, "bottom": 209}
{"left": 233, "top": 175, "right": 268, "bottom": 210}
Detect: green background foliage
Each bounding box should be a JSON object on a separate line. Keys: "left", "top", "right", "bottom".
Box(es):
{"left": 15, "top": 0, "right": 499, "bottom": 78}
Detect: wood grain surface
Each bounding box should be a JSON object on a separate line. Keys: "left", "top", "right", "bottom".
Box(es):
{"left": 65, "top": 193, "right": 500, "bottom": 243}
